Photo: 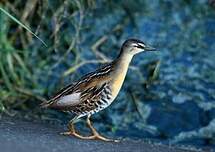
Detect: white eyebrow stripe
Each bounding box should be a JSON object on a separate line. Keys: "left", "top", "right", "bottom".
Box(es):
{"left": 137, "top": 43, "right": 145, "bottom": 47}
{"left": 132, "top": 44, "right": 139, "bottom": 47}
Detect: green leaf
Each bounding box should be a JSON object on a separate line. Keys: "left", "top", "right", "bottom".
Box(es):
{"left": 0, "top": 7, "right": 47, "bottom": 47}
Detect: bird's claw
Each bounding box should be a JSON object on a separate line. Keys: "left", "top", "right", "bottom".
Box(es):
{"left": 60, "top": 130, "right": 119, "bottom": 142}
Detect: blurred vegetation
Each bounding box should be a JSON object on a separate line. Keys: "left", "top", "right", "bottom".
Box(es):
{"left": 0, "top": 0, "right": 160, "bottom": 116}
{"left": 0, "top": 0, "right": 215, "bottom": 148}
{"left": 0, "top": 0, "right": 93, "bottom": 113}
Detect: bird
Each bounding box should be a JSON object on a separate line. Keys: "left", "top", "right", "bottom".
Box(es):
{"left": 41, "top": 38, "right": 156, "bottom": 142}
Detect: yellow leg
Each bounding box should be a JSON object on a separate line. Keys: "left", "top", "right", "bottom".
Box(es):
{"left": 61, "top": 123, "right": 93, "bottom": 139}
{"left": 86, "top": 115, "right": 119, "bottom": 142}
{"left": 60, "top": 115, "right": 119, "bottom": 142}
{"left": 60, "top": 116, "right": 83, "bottom": 137}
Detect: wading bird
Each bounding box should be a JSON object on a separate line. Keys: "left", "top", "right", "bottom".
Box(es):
{"left": 41, "top": 38, "right": 156, "bottom": 142}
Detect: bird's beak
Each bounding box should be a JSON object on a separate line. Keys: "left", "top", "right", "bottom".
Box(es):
{"left": 144, "top": 45, "right": 156, "bottom": 51}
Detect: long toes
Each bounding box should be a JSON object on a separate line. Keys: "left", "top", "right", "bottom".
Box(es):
{"left": 60, "top": 130, "right": 119, "bottom": 142}
{"left": 72, "top": 134, "right": 98, "bottom": 140}
{"left": 95, "top": 136, "right": 111, "bottom": 141}
{"left": 94, "top": 135, "right": 119, "bottom": 142}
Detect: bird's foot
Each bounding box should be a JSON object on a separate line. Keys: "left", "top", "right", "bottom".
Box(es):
{"left": 60, "top": 130, "right": 87, "bottom": 139}
{"left": 90, "top": 132, "right": 120, "bottom": 142}
{"left": 61, "top": 117, "right": 119, "bottom": 142}
{"left": 60, "top": 130, "right": 119, "bottom": 142}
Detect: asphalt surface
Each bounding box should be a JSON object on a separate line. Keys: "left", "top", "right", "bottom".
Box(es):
{"left": 0, "top": 117, "right": 210, "bottom": 152}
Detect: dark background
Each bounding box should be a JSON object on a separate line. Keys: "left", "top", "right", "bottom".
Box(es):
{"left": 0, "top": 0, "right": 215, "bottom": 149}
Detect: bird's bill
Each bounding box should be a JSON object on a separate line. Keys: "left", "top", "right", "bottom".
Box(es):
{"left": 144, "top": 45, "right": 156, "bottom": 51}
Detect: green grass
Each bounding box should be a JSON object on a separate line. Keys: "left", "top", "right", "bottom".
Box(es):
{"left": 0, "top": 0, "right": 88, "bottom": 113}
{"left": 0, "top": 7, "right": 47, "bottom": 47}
{"left": 0, "top": 0, "right": 160, "bottom": 115}
{"left": 0, "top": 6, "right": 32, "bottom": 112}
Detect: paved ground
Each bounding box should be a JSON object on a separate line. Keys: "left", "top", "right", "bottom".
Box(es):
{"left": 0, "top": 117, "right": 210, "bottom": 152}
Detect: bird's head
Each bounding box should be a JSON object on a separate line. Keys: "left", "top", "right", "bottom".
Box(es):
{"left": 121, "top": 38, "right": 156, "bottom": 56}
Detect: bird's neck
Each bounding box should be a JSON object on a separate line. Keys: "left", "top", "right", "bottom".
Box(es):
{"left": 110, "top": 52, "right": 133, "bottom": 98}
{"left": 115, "top": 52, "right": 133, "bottom": 71}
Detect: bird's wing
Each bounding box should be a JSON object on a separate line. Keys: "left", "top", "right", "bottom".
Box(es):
{"left": 54, "top": 82, "right": 110, "bottom": 111}
{"left": 40, "top": 62, "right": 113, "bottom": 108}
